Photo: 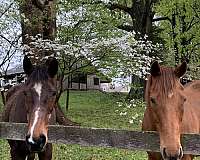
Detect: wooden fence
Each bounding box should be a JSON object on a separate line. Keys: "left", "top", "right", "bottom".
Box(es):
{"left": 0, "top": 122, "right": 200, "bottom": 155}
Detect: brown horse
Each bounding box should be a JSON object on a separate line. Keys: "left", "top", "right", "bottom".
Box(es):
{"left": 2, "top": 55, "right": 58, "bottom": 160}
{"left": 142, "top": 61, "right": 200, "bottom": 160}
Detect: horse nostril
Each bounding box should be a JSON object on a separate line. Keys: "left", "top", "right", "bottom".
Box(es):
{"left": 26, "top": 134, "right": 33, "bottom": 144}
{"left": 161, "top": 147, "right": 183, "bottom": 160}
{"left": 39, "top": 134, "right": 46, "bottom": 148}
{"left": 178, "top": 147, "right": 183, "bottom": 159}
{"left": 161, "top": 147, "right": 168, "bottom": 159}
{"left": 26, "top": 135, "right": 30, "bottom": 142}
{"left": 25, "top": 134, "right": 46, "bottom": 152}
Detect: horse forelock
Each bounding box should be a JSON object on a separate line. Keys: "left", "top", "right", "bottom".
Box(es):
{"left": 145, "top": 66, "right": 180, "bottom": 105}
{"left": 26, "top": 66, "right": 49, "bottom": 85}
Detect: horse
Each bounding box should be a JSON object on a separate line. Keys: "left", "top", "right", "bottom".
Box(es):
{"left": 142, "top": 61, "right": 200, "bottom": 160}
{"left": 2, "top": 55, "right": 58, "bottom": 160}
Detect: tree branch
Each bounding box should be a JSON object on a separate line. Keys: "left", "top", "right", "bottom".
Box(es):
{"left": 0, "top": 2, "right": 13, "bottom": 19}
{"left": 0, "top": 35, "right": 11, "bottom": 44}
{"left": 64, "top": 53, "right": 106, "bottom": 77}
{"left": 191, "top": 5, "right": 200, "bottom": 20}
{"left": 81, "top": 1, "right": 132, "bottom": 15}
{"left": 186, "top": 17, "right": 199, "bottom": 31}
{"left": 81, "top": 1, "right": 104, "bottom": 6}
{"left": 0, "top": 35, "right": 21, "bottom": 69}
{"left": 190, "top": 43, "right": 200, "bottom": 54}
{"left": 152, "top": 16, "right": 171, "bottom": 23}
{"left": 117, "top": 25, "right": 134, "bottom": 32}
{"left": 74, "top": 19, "right": 90, "bottom": 28}
{"left": 107, "top": 3, "right": 132, "bottom": 15}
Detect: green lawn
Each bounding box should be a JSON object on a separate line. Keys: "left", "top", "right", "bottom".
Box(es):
{"left": 59, "top": 91, "right": 144, "bottom": 130}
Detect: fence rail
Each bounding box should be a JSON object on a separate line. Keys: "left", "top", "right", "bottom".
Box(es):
{"left": 0, "top": 122, "right": 200, "bottom": 155}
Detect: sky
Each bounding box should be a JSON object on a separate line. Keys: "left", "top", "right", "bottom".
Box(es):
{"left": 0, "top": 0, "right": 22, "bottom": 71}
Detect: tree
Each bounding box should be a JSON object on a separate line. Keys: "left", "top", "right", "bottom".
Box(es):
{"left": 1, "top": 0, "right": 162, "bottom": 105}
{"left": 16, "top": 0, "right": 57, "bottom": 62}
{"left": 97, "top": 0, "right": 163, "bottom": 99}
{"left": 57, "top": 1, "right": 144, "bottom": 100}
{"left": 155, "top": 0, "right": 200, "bottom": 79}
{"left": 0, "top": 0, "right": 79, "bottom": 126}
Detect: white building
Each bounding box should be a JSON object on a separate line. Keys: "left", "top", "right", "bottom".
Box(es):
{"left": 100, "top": 77, "right": 131, "bottom": 93}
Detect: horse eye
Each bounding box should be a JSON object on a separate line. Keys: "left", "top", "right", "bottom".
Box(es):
{"left": 49, "top": 107, "right": 53, "bottom": 113}
{"left": 48, "top": 105, "right": 54, "bottom": 114}
{"left": 24, "top": 91, "right": 27, "bottom": 96}
{"left": 150, "top": 97, "right": 156, "bottom": 104}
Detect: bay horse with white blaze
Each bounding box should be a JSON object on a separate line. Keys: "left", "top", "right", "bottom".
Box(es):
{"left": 142, "top": 61, "right": 200, "bottom": 160}
{"left": 2, "top": 55, "right": 58, "bottom": 160}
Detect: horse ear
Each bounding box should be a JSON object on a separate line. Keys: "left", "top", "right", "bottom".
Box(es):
{"left": 46, "top": 58, "right": 58, "bottom": 78}
{"left": 23, "top": 55, "right": 33, "bottom": 75}
{"left": 174, "top": 61, "right": 187, "bottom": 78}
{"left": 150, "top": 61, "right": 160, "bottom": 76}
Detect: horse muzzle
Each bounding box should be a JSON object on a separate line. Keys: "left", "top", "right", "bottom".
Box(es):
{"left": 161, "top": 146, "right": 183, "bottom": 160}
{"left": 26, "top": 134, "right": 47, "bottom": 152}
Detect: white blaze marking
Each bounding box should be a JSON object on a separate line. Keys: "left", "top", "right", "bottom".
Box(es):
{"left": 28, "top": 108, "right": 40, "bottom": 144}
{"left": 25, "top": 156, "right": 28, "bottom": 160}
{"left": 28, "top": 83, "right": 42, "bottom": 144}
{"left": 34, "top": 83, "right": 42, "bottom": 100}
{"left": 168, "top": 92, "right": 174, "bottom": 98}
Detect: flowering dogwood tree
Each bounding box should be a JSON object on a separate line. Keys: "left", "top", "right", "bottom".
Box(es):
{"left": 24, "top": 31, "right": 161, "bottom": 81}
{"left": 0, "top": 1, "right": 162, "bottom": 91}
{"left": 0, "top": 0, "right": 164, "bottom": 126}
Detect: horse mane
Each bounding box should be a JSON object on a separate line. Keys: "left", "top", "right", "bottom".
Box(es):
{"left": 2, "top": 85, "right": 26, "bottom": 122}
{"left": 26, "top": 66, "right": 49, "bottom": 84}
{"left": 145, "top": 66, "right": 179, "bottom": 105}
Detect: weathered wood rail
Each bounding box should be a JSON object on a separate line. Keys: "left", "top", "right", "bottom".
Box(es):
{"left": 0, "top": 122, "right": 200, "bottom": 155}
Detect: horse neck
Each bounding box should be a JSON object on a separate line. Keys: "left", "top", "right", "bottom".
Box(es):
{"left": 8, "top": 89, "right": 27, "bottom": 123}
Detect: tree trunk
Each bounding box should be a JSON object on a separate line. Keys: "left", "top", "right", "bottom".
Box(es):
{"left": 1, "top": 91, "right": 5, "bottom": 105}
{"left": 65, "top": 89, "right": 69, "bottom": 111}
{"left": 18, "top": 0, "right": 56, "bottom": 63}
{"left": 127, "top": 75, "right": 145, "bottom": 100}
{"left": 55, "top": 103, "right": 80, "bottom": 126}
{"left": 17, "top": 0, "right": 78, "bottom": 126}
{"left": 126, "top": 0, "right": 155, "bottom": 99}
{"left": 65, "top": 76, "right": 70, "bottom": 111}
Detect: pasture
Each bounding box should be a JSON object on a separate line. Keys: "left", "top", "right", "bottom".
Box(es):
{"left": 0, "top": 90, "right": 199, "bottom": 159}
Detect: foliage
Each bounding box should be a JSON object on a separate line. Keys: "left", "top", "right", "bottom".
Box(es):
{"left": 0, "top": 0, "right": 162, "bottom": 93}
{"left": 56, "top": 0, "right": 162, "bottom": 80}
{"left": 155, "top": 0, "right": 200, "bottom": 79}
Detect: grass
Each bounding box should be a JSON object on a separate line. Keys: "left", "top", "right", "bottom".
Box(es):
{"left": 59, "top": 91, "right": 144, "bottom": 130}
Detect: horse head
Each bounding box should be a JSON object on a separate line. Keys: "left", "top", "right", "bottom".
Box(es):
{"left": 23, "top": 56, "right": 58, "bottom": 152}
{"left": 146, "top": 61, "right": 187, "bottom": 160}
